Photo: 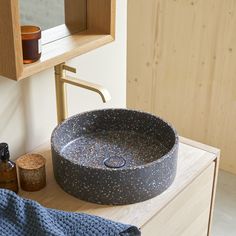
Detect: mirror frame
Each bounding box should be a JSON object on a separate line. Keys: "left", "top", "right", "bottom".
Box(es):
{"left": 0, "top": 0, "right": 116, "bottom": 81}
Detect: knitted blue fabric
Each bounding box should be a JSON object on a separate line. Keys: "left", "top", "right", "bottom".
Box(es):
{"left": 0, "top": 189, "right": 140, "bottom": 236}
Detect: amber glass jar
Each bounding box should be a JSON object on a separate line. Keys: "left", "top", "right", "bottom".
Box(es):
{"left": 0, "top": 143, "right": 18, "bottom": 193}
{"left": 21, "top": 25, "right": 41, "bottom": 64}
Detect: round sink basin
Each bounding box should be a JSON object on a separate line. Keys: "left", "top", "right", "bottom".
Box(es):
{"left": 51, "top": 109, "right": 179, "bottom": 205}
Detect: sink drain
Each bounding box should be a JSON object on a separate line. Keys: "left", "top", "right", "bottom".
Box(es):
{"left": 103, "top": 156, "right": 126, "bottom": 168}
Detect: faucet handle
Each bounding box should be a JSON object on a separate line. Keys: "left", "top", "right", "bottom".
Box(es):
{"left": 63, "top": 65, "right": 77, "bottom": 74}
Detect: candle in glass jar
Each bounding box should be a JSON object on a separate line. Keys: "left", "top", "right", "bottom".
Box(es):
{"left": 21, "top": 25, "right": 41, "bottom": 64}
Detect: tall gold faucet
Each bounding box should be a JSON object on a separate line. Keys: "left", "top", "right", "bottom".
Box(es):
{"left": 54, "top": 63, "right": 111, "bottom": 124}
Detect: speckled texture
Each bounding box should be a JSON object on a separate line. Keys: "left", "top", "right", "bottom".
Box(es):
{"left": 51, "top": 109, "right": 179, "bottom": 205}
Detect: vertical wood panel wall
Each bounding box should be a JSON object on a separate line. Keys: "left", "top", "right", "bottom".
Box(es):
{"left": 127, "top": 0, "right": 236, "bottom": 174}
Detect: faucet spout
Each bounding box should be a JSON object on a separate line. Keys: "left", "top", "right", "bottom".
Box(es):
{"left": 60, "top": 76, "right": 111, "bottom": 103}
{"left": 54, "top": 63, "right": 111, "bottom": 124}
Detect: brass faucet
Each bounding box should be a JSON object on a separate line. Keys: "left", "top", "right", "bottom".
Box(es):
{"left": 54, "top": 63, "right": 111, "bottom": 124}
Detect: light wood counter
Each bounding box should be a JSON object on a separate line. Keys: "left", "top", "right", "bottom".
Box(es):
{"left": 19, "top": 137, "right": 220, "bottom": 235}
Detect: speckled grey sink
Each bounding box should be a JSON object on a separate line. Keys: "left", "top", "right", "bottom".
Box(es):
{"left": 51, "top": 109, "right": 179, "bottom": 205}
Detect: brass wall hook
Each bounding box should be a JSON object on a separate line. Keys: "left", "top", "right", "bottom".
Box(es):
{"left": 54, "top": 63, "right": 111, "bottom": 124}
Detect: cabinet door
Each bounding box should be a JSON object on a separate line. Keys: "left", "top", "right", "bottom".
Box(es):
{"left": 141, "top": 163, "right": 215, "bottom": 236}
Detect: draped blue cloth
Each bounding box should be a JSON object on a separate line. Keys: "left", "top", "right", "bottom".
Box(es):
{"left": 0, "top": 189, "right": 140, "bottom": 236}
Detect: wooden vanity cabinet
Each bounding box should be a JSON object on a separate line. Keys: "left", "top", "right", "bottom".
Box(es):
{"left": 19, "top": 137, "right": 219, "bottom": 236}
{"left": 142, "top": 163, "right": 215, "bottom": 236}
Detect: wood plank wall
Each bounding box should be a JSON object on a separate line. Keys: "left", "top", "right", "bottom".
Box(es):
{"left": 127, "top": 0, "right": 236, "bottom": 174}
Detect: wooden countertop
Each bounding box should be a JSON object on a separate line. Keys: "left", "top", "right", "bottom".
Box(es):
{"left": 19, "top": 137, "right": 219, "bottom": 228}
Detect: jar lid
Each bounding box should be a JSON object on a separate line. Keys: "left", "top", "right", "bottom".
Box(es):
{"left": 17, "top": 154, "right": 46, "bottom": 170}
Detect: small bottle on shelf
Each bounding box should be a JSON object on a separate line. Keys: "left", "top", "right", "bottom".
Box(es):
{"left": 0, "top": 143, "right": 18, "bottom": 193}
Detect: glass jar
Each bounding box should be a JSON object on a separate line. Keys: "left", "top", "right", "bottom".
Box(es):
{"left": 0, "top": 143, "right": 18, "bottom": 193}
{"left": 21, "top": 25, "right": 41, "bottom": 64}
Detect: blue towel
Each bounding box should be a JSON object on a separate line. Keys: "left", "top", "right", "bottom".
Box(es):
{"left": 0, "top": 189, "right": 141, "bottom": 236}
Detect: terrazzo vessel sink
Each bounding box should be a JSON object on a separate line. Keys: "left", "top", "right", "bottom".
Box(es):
{"left": 51, "top": 109, "right": 179, "bottom": 205}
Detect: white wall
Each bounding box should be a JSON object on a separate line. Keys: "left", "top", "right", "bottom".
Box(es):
{"left": 0, "top": 0, "right": 127, "bottom": 160}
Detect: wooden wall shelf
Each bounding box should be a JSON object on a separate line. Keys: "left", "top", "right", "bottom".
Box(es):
{"left": 0, "top": 0, "right": 116, "bottom": 81}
